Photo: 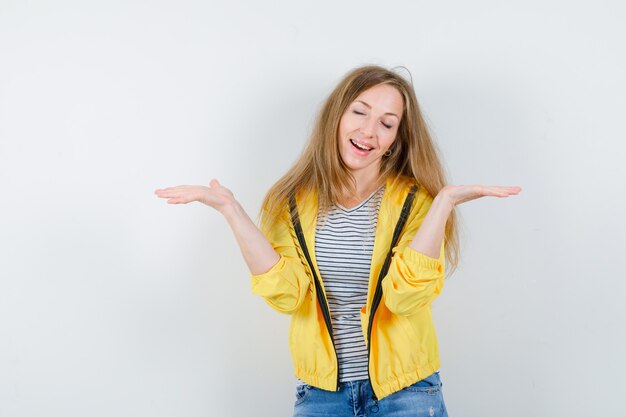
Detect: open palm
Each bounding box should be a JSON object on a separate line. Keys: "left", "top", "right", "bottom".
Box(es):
{"left": 154, "top": 179, "right": 235, "bottom": 213}
{"left": 441, "top": 184, "right": 522, "bottom": 207}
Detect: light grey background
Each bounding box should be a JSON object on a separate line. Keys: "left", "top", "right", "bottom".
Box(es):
{"left": 1, "top": 1, "right": 624, "bottom": 416}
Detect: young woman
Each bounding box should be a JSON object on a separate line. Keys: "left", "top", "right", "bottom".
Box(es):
{"left": 155, "top": 65, "right": 521, "bottom": 416}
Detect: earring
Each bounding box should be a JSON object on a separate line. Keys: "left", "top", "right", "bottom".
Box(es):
{"left": 383, "top": 149, "right": 392, "bottom": 157}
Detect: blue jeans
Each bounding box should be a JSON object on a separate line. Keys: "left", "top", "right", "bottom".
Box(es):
{"left": 293, "top": 371, "right": 449, "bottom": 417}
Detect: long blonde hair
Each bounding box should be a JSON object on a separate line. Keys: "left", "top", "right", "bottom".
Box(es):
{"left": 258, "top": 65, "right": 459, "bottom": 274}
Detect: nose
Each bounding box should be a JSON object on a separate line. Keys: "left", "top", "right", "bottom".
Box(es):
{"left": 359, "top": 116, "right": 377, "bottom": 138}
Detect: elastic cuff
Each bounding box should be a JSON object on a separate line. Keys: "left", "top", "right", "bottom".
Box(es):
{"left": 250, "top": 256, "right": 286, "bottom": 281}
{"left": 402, "top": 246, "right": 443, "bottom": 274}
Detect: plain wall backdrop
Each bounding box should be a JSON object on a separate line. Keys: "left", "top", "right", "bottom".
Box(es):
{"left": 1, "top": 0, "right": 625, "bottom": 416}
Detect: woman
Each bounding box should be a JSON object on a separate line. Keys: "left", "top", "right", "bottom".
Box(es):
{"left": 155, "top": 65, "right": 521, "bottom": 416}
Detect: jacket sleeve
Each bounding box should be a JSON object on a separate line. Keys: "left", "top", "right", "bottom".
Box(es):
{"left": 249, "top": 204, "right": 311, "bottom": 315}
{"left": 381, "top": 189, "right": 446, "bottom": 316}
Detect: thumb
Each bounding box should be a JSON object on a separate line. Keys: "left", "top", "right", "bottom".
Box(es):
{"left": 209, "top": 178, "right": 220, "bottom": 188}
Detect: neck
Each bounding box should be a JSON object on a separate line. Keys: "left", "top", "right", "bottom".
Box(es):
{"left": 353, "top": 168, "right": 384, "bottom": 196}
{"left": 339, "top": 168, "right": 384, "bottom": 208}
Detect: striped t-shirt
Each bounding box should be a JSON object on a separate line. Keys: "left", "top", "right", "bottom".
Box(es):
{"left": 299, "top": 184, "right": 385, "bottom": 384}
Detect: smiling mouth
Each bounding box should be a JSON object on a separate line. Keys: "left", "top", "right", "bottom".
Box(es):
{"left": 350, "top": 139, "right": 374, "bottom": 151}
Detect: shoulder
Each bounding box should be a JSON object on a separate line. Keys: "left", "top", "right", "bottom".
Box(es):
{"left": 385, "top": 175, "right": 432, "bottom": 207}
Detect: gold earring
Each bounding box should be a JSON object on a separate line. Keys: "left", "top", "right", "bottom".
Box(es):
{"left": 383, "top": 149, "right": 392, "bottom": 157}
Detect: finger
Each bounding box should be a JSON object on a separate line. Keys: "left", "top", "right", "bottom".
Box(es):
{"left": 167, "top": 197, "right": 190, "bottom": 204}
{"left": 486, "top": 186, "right": 521, "bottom": 194}
{"left": 493, "top": 186, "right": 522, "bottom": 192}
{"left": 487, "top": 189, "right": 514, "bottom": 197}
{"left": 155, "top": 187, "right": 181, "bottom": 195}
{"left": 156, "top": 185, "right": 196, "bottom": 195}
{"left": 158, "top": 190, "right": 197, "bottom": 201}
{"left": 155, "top": 190, "right": 179, "bottom": 198}
{"left": 499, "top": 186, "right": 522, "bottom": 195}
{"left": 488, "top": 188, "right": 520, "bottom": 197}
{"left": 156, "top": 185, "right": 193, "bottom": 192}
{"left": 209, "top": 178, "right": 220, "bottom": 187}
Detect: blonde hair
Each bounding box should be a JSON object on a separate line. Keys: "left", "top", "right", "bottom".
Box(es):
{"left": 258, "top": 65, "right": 459, "bottom": 274}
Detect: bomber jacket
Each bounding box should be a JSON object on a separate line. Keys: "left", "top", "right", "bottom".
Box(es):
{"left": 250, "top": 175, "right": 446, "bottom": 400}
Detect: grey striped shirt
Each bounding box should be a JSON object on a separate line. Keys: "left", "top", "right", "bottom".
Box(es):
{"left": 307, "top": 185, "right": 384, "bottom": 383}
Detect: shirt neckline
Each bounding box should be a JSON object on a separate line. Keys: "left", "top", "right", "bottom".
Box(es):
{"left": 336, "top": 184, "right": 385, "bottom": 212}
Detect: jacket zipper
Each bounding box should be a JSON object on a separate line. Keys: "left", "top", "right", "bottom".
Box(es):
{"left": 366, "top": 278, "right": 384, "bottom": 402}
{"left": 312, "top": 269, "right": 340, "bottom": 391}
{"left": 289, "top": 195, "right": 341, "bottom": 391}
{"left": 366, "top": 184, "right": 418, "bottom": 403}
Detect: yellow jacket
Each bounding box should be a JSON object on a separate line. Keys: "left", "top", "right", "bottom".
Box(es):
{"left": 250, "top": 175, "right": 446, "bottom": 400}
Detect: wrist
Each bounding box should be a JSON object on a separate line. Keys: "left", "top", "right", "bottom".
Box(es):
{"left": 433, "top": 190, "right": 455, "bottom": 213}
{"left": 221, "top": 200, "right": 244, "bottom": 222}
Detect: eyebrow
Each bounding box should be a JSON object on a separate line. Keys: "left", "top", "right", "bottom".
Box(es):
{"left": 355, "top": 100, "right": 400, "bottom": 119}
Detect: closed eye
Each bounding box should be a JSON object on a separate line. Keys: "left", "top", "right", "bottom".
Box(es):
{"left": 353, "top": 110, "right": 393, "bottom": 129}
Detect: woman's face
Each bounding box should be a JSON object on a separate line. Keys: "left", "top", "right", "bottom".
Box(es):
{"left": 337, "top": 83, "right": 403, "bottom": 180}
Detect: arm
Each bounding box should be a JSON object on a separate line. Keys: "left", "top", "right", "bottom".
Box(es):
{"left": 382, "top": 184, "right": 522, "bottom": 316}
{"left": 222, "top": 201, "right": 280, "bottom": 275}
{"left": 245, "top": 204, "right": 311, "bottom": 314}
{"left": 154, "top": 179, "right": 310, "bottom": 314}
{"left": 381, "top": 190, "right": 447, "bottom": 316}
{"left": 408, "top": 193, "right": 452, "bottom": 258}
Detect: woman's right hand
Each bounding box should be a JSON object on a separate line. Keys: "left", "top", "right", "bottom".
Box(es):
{"left": 155, "top": 179, "right": 281, "bottom": 276}
{"left": 154, "top": 179, "right": 236, "bottom": 214}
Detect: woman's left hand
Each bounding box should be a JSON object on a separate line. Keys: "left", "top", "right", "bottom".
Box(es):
{"left": 438, "top": 185, "right": 522, "bottom": 208}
